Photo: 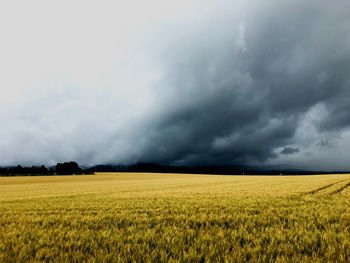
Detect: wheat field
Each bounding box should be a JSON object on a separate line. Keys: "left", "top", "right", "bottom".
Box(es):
{"left": 0, "top": 173, "right": 349, "bottom": 262}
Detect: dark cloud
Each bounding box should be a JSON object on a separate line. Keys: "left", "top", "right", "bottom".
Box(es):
{"left": 134, "top": 0, "right": 350, "bottom": 167}
{"left": 280, "top": 147, "right": 300, "bottom": 155}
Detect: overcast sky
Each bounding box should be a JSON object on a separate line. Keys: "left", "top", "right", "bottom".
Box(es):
{"left": 1, "top": 0, "right": 350, "bottom": 170}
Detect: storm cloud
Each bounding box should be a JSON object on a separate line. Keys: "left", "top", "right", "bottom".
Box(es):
{"left": 280, "top": 147, "right": 300, "bottom": 155}
{"left": 1, "top": 0, "right": 350, "bottom": 170}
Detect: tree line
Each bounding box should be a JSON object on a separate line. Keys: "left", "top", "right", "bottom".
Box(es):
{"left": 0, "top": 161, "right": 93, "bottom": 176}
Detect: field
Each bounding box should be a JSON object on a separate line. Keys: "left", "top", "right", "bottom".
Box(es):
{"left": 0, "top": 173, "right": 350, "bottom": 262}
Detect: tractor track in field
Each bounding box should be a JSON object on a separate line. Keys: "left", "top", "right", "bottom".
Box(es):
{"left": 329, "top": 181, "right": 350, "bottom": 195}
{"left": 302, "top": 179, "right": 348, "bottom": 196}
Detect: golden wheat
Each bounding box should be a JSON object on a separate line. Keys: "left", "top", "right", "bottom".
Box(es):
{"left": 0, "top": 173, "right": 349, "bottom": 262}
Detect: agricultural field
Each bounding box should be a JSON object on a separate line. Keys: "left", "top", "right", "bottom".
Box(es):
{"left": 0, "top": 173, "right": 349, "bottom": 262}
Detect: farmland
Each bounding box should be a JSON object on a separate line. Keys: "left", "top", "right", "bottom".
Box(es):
{"left": 0, "top": 173, "right": 349, "bottom": 262}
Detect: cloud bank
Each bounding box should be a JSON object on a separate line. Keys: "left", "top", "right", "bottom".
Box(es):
{"left": 0, "top": 0, "right": 350, "bottom": 170}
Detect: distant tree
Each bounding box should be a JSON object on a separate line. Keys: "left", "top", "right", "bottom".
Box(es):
{"left": 29, "top": 166, "right": 39, "bottom": 174}
{"left": 55, "top": 161, "right": 83, "bottom": 175}
{"left": 48, "top": 167, "right": 55, "bottom": 174}
{"left": 40, "top": 165, "right": 48, "bottom": 175}
{"left": 12, "top": 165, "right": 23, "bottom": 174}
{"left": 83, "top": 168, "right": 94, "bottom": 175}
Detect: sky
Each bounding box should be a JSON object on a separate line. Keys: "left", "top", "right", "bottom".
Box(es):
{"left": 1, "top": 0, "right": 350, "bottom": 170}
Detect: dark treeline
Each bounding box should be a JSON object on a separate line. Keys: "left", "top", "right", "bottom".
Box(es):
{"left": 0, "top": 161, "right": 93, "bottom": 176}
{"left": 1, "top": 162, "right": 348, "bottom": 176}
{"left": 0, "top": 165, "right": 50, "bottom": 175}
{"left": 90, "top": 163, "right": 349, "bottom": 176}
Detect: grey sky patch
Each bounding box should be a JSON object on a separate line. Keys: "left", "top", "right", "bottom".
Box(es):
{"left": 316, "top": 139, "right": 334, "bottom": 148}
